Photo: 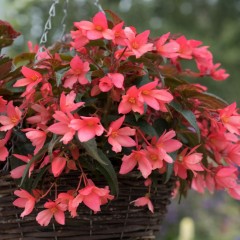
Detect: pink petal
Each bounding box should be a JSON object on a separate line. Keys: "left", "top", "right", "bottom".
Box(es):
{"left": 138, "top": 158, "right": 152, "bottom": 178}
{"left": 54, "top": 210, "right": 65, "bottom": 225}
{"left": 0, "top": 146, "right": 8, "bottom": 161}
{"left": 10, "top": 165, "right": 26, "bottom": 178}
{"left": 92, "top": 12, "right": 108, "bottom": 29}
{"left": 13, "top": 78, "right": 32, "bottom": 87}
{"left": 119, "top": 157, "right": 137, "bottom": 175}
{"left": 83, "top": 192, "right": 101, "bottom": 212}
{"left": 36, "top": 209, "right": 53, "bottom": 226}
{"left": 75, "top": 21, "right": 94, "bottom": 30}
{"left": 87, "top": 30, "right": 103, "bottom": 40}
{"left": 20, "top": 199, "right": 35, "bottom": 217}
{"left": 77, "top": 127, "right": 96, "bottom": 142}
{"left": 109, "top": 115, "right": 125, "bottom": 131}
{"left": 109, "top": 73, "right": 124, "bottom": 89}
{"left": 102, "top": 29, "right": 114, "bottom": 40}
{"left": 13, "top": 198, "right": 28, "bottom": 208}
{"left": 52, "top": 156, "right": 67, "bottom": 177}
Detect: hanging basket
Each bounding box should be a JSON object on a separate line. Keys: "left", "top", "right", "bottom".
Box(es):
{"left": 0, "top": 172, "right": 175, "bottom": 240}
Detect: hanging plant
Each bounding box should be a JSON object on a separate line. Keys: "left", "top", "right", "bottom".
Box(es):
{"left": 0, "top": 6, "right": 239, "bottom": 235}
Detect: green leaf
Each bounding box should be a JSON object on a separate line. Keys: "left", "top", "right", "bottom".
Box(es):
{"left": 135, "top": 74, "right": 150, "bottom": 87}
{"left": 86, "top": 71, "right": 92, "bottom": 83}
{"left": 153, "top": 118, "right": 169, "bottom": 137}
{"left": 48, "top": 135, "right": 61, "bottom": 161}
{"left": 55, "top": 72, "right": 63, "bottom": 87}
{"left": 95, "top": 149, "right": 119, "bottom": 195}
{"left": 138, "top": 119, "right": 158, "bottom": 137}
{"left": 170, "top": 101, "right": 200, "bottom": 142}
{"left": 13, "top": 53, "right": 35, "bottom": 67}
{"left": 32, "top": 166, "right": 48, "bottom": 189}
{"left": 81, "top": 139, "right": 107, "bottom": 165}
{"left": 55, "top": 66, "right": 69, "bottom": 87}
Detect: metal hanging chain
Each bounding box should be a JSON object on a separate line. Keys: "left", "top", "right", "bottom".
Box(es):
{"left": 59, "top": 0, "right": 69, "bottom": 41}
{"left": 39, "top": 0, "right": 59, "bottom": 48}
{"left": 94, "top": 0, "right": 105, "bottom": 13}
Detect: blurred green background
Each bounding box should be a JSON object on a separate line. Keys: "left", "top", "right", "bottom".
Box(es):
{"left": 0, "top": 0, "right": 239, "bottom": 239}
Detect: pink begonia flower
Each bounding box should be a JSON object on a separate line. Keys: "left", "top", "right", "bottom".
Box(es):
{"left": 152, "top": 130, "right": 182, "bottom": 164}
{"left": 120, "top": 150, "right": 152, "bottom": 178}
{"left": 57, "top": 191, "right": 77, "bottom": 217}
{"left": 63, "top": 55, "right": 90, "bottom": 88}
{"left": 215, "top": 166, "right": 238, "bottom": 189}
{"left": 209, "top": 63, "right": 229, "bottom": 81}
{"left": 223, "top": 143, "right": 240, "bottom": 166}
{"left": 60, "top": 91, "right": 84, "bottom": 113}
{"left": 145, "top": 145, "right": 165, "bottom": 170}
{"left": 118, "top": 86, "right": 144, "bottom": 114}
{"left": 36, "top": 201, "right": 67, "bottom": 226}
{"left": 193, "top": 46, "right": 213, "bottom": 72}
{"left": 0, "top": 101, "right": 22, "bottom": 131}
{"left": 124, "top": 27, "right": 153, "bottom": 58}
{"left": 13, "top": 66, "right": 42, "bottom": 94}
{"left": 48, "top": 111, "right": 77, "bottom": 144}
{"left": 132, "top": 196, "right": 154, "bottom": 213}
{"left": 219, "top": 102, "right": 240, "bottom": 135}
{"left": 10, "top": 154, "right": 34, "bottom": 179}
{"left": 106, "top": 115, "right": 136, "bottom": 153}
{"left": 23, "top": 128, "right": 47, "bottom": 155}
{"left": 51, "top": 155, "right": 68, "bottom": 177}
{"left": 175, "top": 36, "right": 202, "bottom": 60}
{"left": 228, "top": 185, "right": 240, "bottom": 200}
{"left": 40, "top": 82, "right": 53, "bottom": 98}
{"left": 71, "top": 28, "right": 89, "bottom": 50}
{"left": 155, "top": 32, "right": 180, "bottom": 58}
{"left": 191, "top": 172, "right": 215, "bottom": 194}
{"left": 174, "top": 146, "right": 204, "bottom": 179}
{"left": 0, "top": 96, "right": 7, "bottom": 112}
{"left": 112, "top": 22, "right": 127, "bottom": 45}
{"left": 99, "top": 73, "right": 124, "bottom": 92}
{"left": 114, "top": 47, "right": 134, "bottom": 61}
{"left": 138, "top": 80, "right": 173, "bottom": 110}
{"left": 72, "top": 179, "right": 114, "bottom": 212}
{"left": 13, "top": 189, "right": 36, "bottom": 217}
{"left": 75, "top": 12, "right": 114, "bottom": 40}
{"left": 27, "top": 104, "right": 51, "bottom": 125}
{"left": 69, "top": 116, "right": 104, "bottom": 142}
{"left": 27, "top": 41, "right": 39, "bottom": 53}
{"left": 0, "top": 130, "right": 11, "bottom": 161}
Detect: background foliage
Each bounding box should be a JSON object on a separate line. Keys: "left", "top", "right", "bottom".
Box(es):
{"left": 0, "top": 0, "right": 239, "bottom": 239}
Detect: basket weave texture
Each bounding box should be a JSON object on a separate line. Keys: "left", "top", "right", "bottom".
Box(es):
{"left": 0, "top": 172, "right": 175, "bottom": 240}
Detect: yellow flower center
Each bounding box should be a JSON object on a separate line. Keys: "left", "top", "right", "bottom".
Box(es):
{"left": 142, "top": 90, "right": 150, "bottom": 95}
{"left": 31, "top": 74, "right": 39, "bottom": 81}
{"left": 87, "top": 121, "right": 94, "bottom": 127}
{"left": 132, "top": 41, "right": 139, "bottom": 49}
{"left": 150, "top": 154, "right": 158, "bottom": 161}
{"left": 178, "top": 156, "right": 183, "bottom": 162}
{"left": 128, "top": 97, "right": 136, "bottom": 104}
{"left": 111, "top": 131, "right": 118, "bottom": 138}
{"left": 115, "top": 31, "right": 120, "bottom": 37}
{"left": 11, "top": 116, "right": 18, "bottom": 124}
{"left": 95, "top": 25, "right": 103, "bottom": 31}
{"left": 50, "top": 207, "right": 57, "bottom": 214}
{"left": 221, "top": 116, "right": 229, "bottom": 123}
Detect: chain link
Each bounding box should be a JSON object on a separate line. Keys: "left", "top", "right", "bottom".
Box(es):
{"left": 39, "top": 0, "right": 59, "bottom": 48}
{"left": 94, "top": 0, "right": 105, "bottom": 13}
{"left": 59, "top": 0, "right": 69, "bottom": 41}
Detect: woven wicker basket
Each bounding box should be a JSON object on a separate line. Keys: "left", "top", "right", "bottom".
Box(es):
{"left": 0, "top": 172, "right": 175, "bottom": 240}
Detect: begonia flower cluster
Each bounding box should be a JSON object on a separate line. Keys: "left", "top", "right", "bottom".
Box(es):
{"left": 0, "top": 12, "right": 239, "bottom": 227}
